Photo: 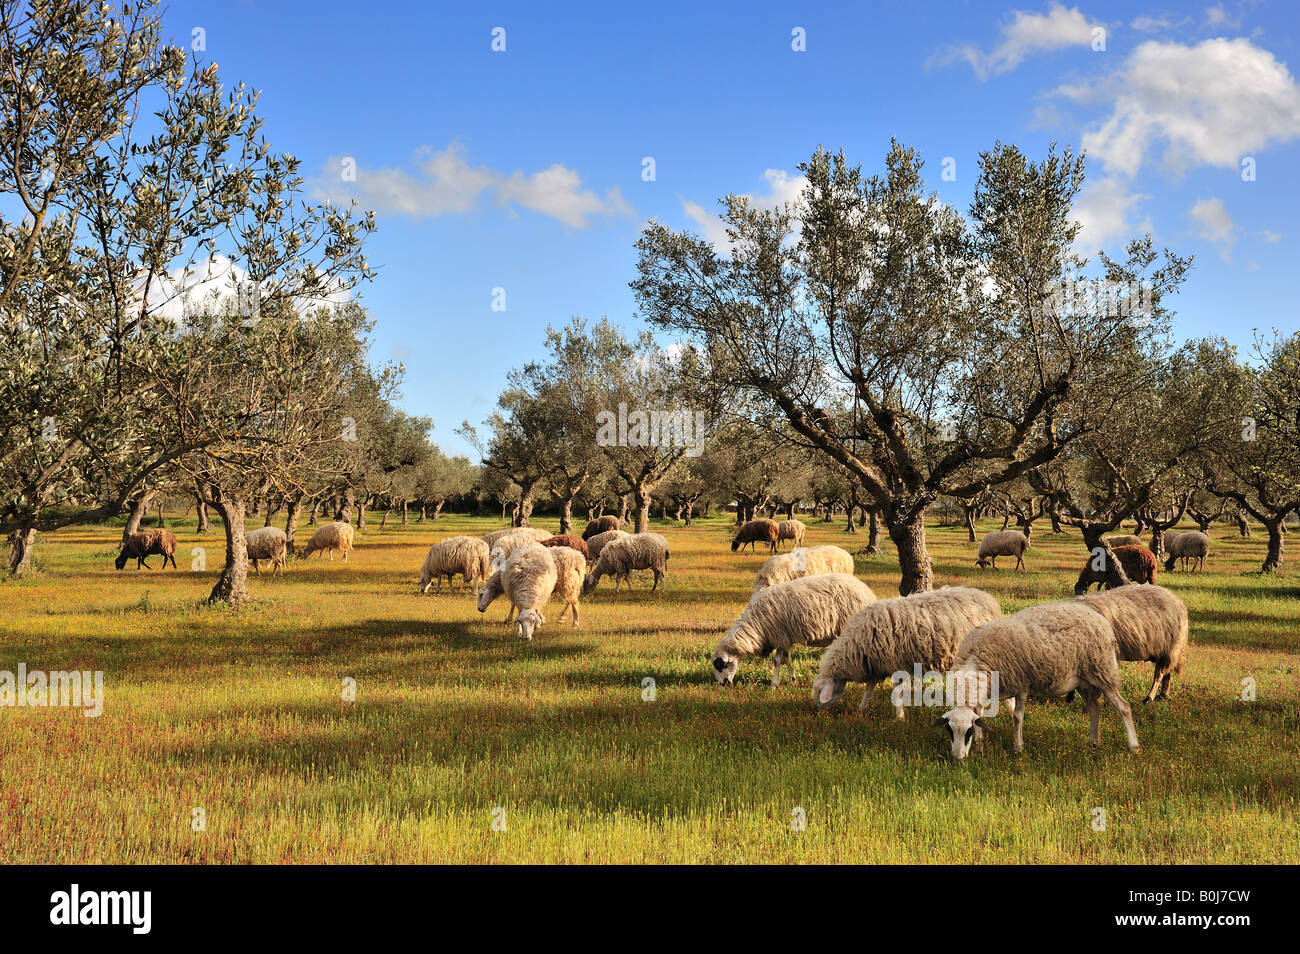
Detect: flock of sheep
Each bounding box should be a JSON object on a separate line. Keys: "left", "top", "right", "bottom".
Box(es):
{"left": 113, "top": 509, "right": 1203, "bottom": 761}
{"left": 114, "top": 521, "right": 356, "bottom": 574}
{"left": 714, "top": 519, "right": 1192, "bottom": 760}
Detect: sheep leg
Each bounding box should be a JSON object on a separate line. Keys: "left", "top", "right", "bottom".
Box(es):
{"left": 858, "top": 684, "right": 875, "bottom": 713}
{"left": 1101, "top": 684, "right": 1141, "bottom": 752}
{"left": 139, "top": 557, "right": 150, "bottom": 570}
{"left": 1157, "top": 671, "right": 1173, "bottom": 700}
{"left": 771, "top": 648, "right": 789, "bottom": 688}
{"left": 1016, "top": 554, "right": 1025, "bottom": 571}
{"left": 1012, "top": 694, "right": 1026, "bottom": 753}
{"left": 570, "top": 601, "right": 579, "bottom": 627}
{"left": 1143, "top": 664, "right": 1165, "bottom": 704}
{"left": 1080, "top": 686, "right": 1102, "bottom": 746}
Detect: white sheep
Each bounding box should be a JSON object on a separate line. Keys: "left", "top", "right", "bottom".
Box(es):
{"left": 975, "top": 529, "right": 1029, "bottom": 570}
{"left": 482, "top": 526, "right": 551, "bottom": 550}
{"left": 530, "top": 545, "right": 585, "bottom": 633}
{"left": 299, "top": 521, "right": 354, "bottom": 561}
{"left": 710, "top": 573, "right": 877, "bottom": 688}
{"left": 935, "top": 601, "right": 1140, "bottom": 759}
{"left": 581, "top": 532, "right": 670, "bottom": 594}
{"left": 418, "top": 536, "right": 490, "bottom": 594}
{"left": 776, "top": 519, "right": 806, "bottom": 550}
{"left": 585, "top": 528, "right": 630, "bottom": 562}
{"left": 753, "top": 545, "right": 854, "bottom": 592}
{"left": 488, "top": 527, "right": 555, "bottom": 573}
{"left": 476, "top": 542, "right": 557, "bottom": 639}
{"left": 813, "top": 587, "right": 1003, "bottom": 718}
{"left": 1074, "top": 584, "right": 1189, "bottom": 702}
{"left": 1161, "top": 530, "right": 1209, "bottom": 572}
{"left": 245, "top": 526, "right": 287, "bottom": 577}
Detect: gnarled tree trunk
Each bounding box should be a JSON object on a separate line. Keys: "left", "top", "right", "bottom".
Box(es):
{"left": 7, "top": 527, "right": 37, "bottom": 576}
{"left": 208, "top": 498, "right": 250, "bottom": 605}
{"left": 887, "top": 509, "right": 932, "bottom": 595}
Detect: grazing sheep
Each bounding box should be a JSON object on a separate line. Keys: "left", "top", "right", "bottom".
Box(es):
{"left": 753, "top": 545, "right": 854, "bottom": 593}
{"left": 1105, "top": 534, "right": 1144, "bottom": 548}
{"left": 732, "top": 518, "right": 780, "bottom": 553}
{"left": 1074, "top": 584, "right": 1188, "bottom": 702}
{"left": 582, "top": 532, "right": 670, "bottom": 594}
{"left": 540, "top": 546, "right": 585, "bottom": 631}
{"left": 1073, "top": 544, "right": 1158, "bottom": 594}
{"left": 482, "top": 526, "right": 551, "bottom": 550}
{"left": 934, "top": 601, "right": 1140, "bottom": 760}
{"left": 115, "top": 528, "right": 178, "bottom": 570}
{"left": 581, "top": 515, "right": 621, "bottom": 540}
{"left": 975, "top": 530, "right": 1030, "bottom": 571}
{"left": 776, "top": 519, "right": 806, "bottom": 550}
{"left": 540, "top": 533, "right": 591, "bottom": 562}
{"left": 477, "top": 542, "right": 557, "bottom": 638}
{"left": 245, "top": 526, "right": 287, "bottom": 577}
{"left": 813, "top": 587, "right": 1003, "bottom": 717}
{"left": 299, "top": 521, "right": 354, "bottom": 561}
{"left": 418, "top": 536, "right": 490, "bottom": 594}
{"left": 1162, "top": 531, "right": 1209, "bottom": 572}
{"left": 710, "top": 573, "right": 877, "bottom": 688}
{"left": 585, "top": 528, "right": 630, "bottom": 562}
{"left": 488, "top": 528, "right": 555, "bottom": 572}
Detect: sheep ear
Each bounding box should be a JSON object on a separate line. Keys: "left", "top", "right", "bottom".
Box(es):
{"left": 818, "top": 682, "right": 836, "bottom": 705}
{"left": 931, "top": 715, "right": 949, "bottom": 728}
{"left": 974, "top": 717, "right": 992, "bottom": 731}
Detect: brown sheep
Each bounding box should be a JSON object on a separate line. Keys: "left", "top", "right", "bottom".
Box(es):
{"left": 732, "top": 518, "right": 779, "bottom": 553}
{"left": 1074, "top": 544, "right": 1158, "bottom": 595}
{"left": 581, "top": 515, "right": 621, "bottom": 540}
{"left": 540, "top": 533, "right": 590, "bottom": 562}
{"left": 115, "top": 528, "right": 179, "bottom": 570}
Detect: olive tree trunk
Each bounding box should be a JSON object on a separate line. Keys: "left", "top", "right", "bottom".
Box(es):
{"left": 208, "top": 499, "right": 250, "bottom": 605}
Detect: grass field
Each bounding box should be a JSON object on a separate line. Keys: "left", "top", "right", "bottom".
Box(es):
{"left": 0, "top": 513, "right": 1295, "bottom": 864}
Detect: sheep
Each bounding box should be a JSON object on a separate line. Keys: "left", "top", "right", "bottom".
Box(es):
{"left": 482, "top": 526, "right": 551, "bottom": 550}
{"left": 487, "top": 528, "right": 555, "bottom": 572}
{"left": 299, "top": 521, "right": 354, "bottom": 561}
{"left": 115, "top": 528, "right": 178, "bottom": 570}
{"left": 975, "top": 530, "right": 1029, "bottom": 570}
{"left": 540, "top": 533, "right": 590, "bottom": 563}
{"left": 539, "top": 545, "right": 585, "bottom": 632}
{"left": 753, "top": 545, "right": 854, "bottom": 593}
{"left": 732, "top": 518, "right": 779, "bottom": 553}
{"left": 581, "top": 515, "right": 621, "bottom": 540}
{"left": 1073, "top": 544, "right": 1157, "bottom": 594}
{"left": 245, "top": 526, "right": 287, "bottom": 577}
{"left": 1105, "top": 534, "right": 1144, "bottom": 548}
{"left": 1162, "top": 531, "right": 1209, "bottom": 572}
{"left": 813, "top": 587, "right": 1003, "bottom": 718}
{"left": 1074, "top": 584, "right": 1189, "bottom": 703}
{"left": 477, "top": 542, "right": 557, "bottom": 638}
{"left": 585, "top": 528, "right": 630, "bottom": 562}
{"left": 776, "top": 519, "right": 806, "bottom": 550}
{"left": 934, "top": 600, "right": 1140, "bottom": 759}
{"left": 418, "top": 536, "right": 490, "bottom": 594}
{"left": 582, "top": 532, "right": 670, "bottom": 594}
{"left": 710, "top": 573, "right": 877, "bottom": 688}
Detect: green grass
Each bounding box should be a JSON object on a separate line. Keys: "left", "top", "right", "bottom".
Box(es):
{"left": 0, "top": 513, "right": 1295, "bottom": 863}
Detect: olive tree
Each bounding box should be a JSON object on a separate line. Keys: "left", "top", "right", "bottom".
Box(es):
{"left": 634, "top": 141, "right": 1189, "bottom": 593}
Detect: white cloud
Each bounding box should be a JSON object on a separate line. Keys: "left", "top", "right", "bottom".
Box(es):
{"left": 928, "top": 3, "right": 1105, "bottom": 81}
{"left": 1189, "top": 197, "right": 1236, "bottom": 259}
{"left": 1057, "top": 38, "right": 1300, "bottom": 177}
{"left": 1072, "top": 176, "right": 1152, "bottom": 251}
{"left": 680, "top": 169, "right": 808, "bottom": 252}
{"left": 1204, "top": 3, "right": 1241, "bottom": 30}
{"left": 312, "top": 142, "right": 633, "bottom": 229}
{"left": 138, "top": 255, "right": 352, "bottom": 324}
{"left": 1129, "top": 13, "right": 1187, "bottom": 32}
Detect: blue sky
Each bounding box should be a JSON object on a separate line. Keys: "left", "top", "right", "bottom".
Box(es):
{"left": 164, "top": 0, "right": 1300, "bottom": 459}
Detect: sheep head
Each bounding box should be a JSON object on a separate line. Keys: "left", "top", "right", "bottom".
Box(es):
{"left": 933, "top": 708, "right": 993, "bottom": 760}
{"left": 516, "top": 608, "right": 543, "bottom": 640}
{"left": 710, "top": 650, "right": 739, "bottom": 686}
{"left": 812, "top": 676, "right": 845, "bottom": 712}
